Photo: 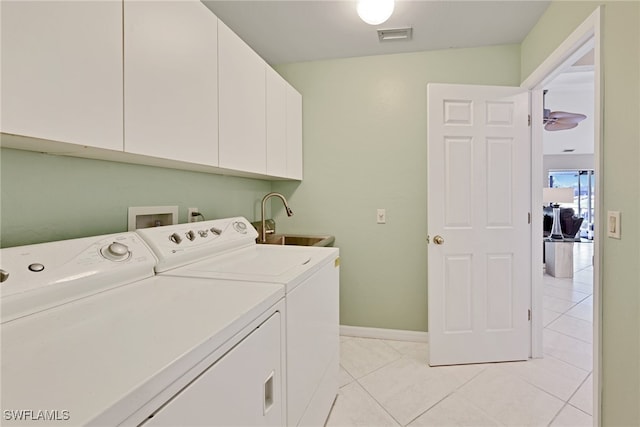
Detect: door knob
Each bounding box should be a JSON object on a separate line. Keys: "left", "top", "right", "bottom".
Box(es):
{"left": 433, "top": 235, "right": 445, "bottom": 245}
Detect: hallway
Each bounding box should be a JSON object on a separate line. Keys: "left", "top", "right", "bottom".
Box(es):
{"left": 328, "top": 243, "right": 594, "bottom": 426}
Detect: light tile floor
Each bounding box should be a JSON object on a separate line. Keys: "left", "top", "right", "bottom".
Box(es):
{"left": 328, "top": 243, "right": 594, "bottom": 426}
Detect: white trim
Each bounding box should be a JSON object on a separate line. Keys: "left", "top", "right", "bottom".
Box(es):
{"left": 521, "top": 10, "right": 598, "bottom": 90}
{"left": 340, "top": 325, "right": 428, "bottom": 343}
{"left": 530, "top": 88, "right": 545, "bottom": 359}
{"left": 520, "top": 7, "right": 602, "bottom": 426}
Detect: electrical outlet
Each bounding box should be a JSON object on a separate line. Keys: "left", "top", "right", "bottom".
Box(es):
{"left": 377, "top": 208, "right": 386, "bottom": 224}
{"left": 188, "top": 207, "right": 199, "bottom": 223}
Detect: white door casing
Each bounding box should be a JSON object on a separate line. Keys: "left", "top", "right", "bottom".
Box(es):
{"left": 427, "top": 83, "right": 531, "bottom": 366}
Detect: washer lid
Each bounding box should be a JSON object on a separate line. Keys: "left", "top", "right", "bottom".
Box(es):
{"left": 164, "top": 245, "right": 339, "bottom": 292}
{"left": 0, "top": 233, "right": 156, "bottom": 323}
{"left": 192, "top": 248, "right": 312, "bottom": 276}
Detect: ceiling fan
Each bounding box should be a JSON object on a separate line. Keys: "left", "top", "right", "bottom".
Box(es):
{"left": 542, "top": 89, "right": 587, "bottom": 131}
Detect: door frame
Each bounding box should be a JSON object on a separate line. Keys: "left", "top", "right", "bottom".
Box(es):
{"left": 521, "top": 6, "right": 602, "bottom": 425}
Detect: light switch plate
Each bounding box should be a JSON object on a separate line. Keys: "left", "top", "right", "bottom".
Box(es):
{"left": 377, "top": 208, "right": 386, "bottom": 224}
{"left": 607, "top": 211, "right": 621, "bottom": 239}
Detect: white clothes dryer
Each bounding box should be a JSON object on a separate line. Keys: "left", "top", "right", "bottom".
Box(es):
{"left": 137, "top": 217, "right": 340, "bottom": 427}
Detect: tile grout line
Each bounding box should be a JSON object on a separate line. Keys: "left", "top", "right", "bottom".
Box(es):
{"left": 402, "top": 366, "right": 493, "bottom": 426}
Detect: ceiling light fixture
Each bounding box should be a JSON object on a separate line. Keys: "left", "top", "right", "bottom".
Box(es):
{"left": 357, "top": 0, "right": 395, "bottom": 26}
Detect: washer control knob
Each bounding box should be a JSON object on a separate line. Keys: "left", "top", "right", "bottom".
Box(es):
{"left": 186, "top": 230, "right": 196, "bottom": 241}
{"left": 198, "top": 230, "right": 208, "bottom": 238}
{"left": 28, "top": 263, "right": 45, "bottom": 272}
{"left": 0, "top": 269, "right": 8, "bottom": 283}
{"left": 233, "top": 221, "right": 247, "bottom": 233}
{"left": 101, "top": 242, "right": 131, "bottom": 261}
{"left": 169, "top": 233, "right": 182, "bottom": 244}
{"left": 211, "top": 227, "right": 222, "bottom": 236}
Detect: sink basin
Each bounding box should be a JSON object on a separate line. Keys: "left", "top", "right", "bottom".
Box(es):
{"left": 262, "top": 234, "right": 335, "bottom": 247}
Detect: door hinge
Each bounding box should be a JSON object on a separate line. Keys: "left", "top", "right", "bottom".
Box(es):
{"left": 528, "top": 114, "right": 531, "bottom": 126}
{"left": 528, "top": 212, "right": 531, "bottom": 224}
{"left": 528, "top": 309, "right": 531, "bottom": 321}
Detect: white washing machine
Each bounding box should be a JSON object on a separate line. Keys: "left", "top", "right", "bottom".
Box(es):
{"left": 0, "top": 232, "right": 286, "bottom": 426}
{"left": 137, "top": 216, "right": 340, "bottom": 427}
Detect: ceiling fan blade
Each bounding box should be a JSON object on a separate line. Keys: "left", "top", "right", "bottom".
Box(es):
{"left": 545, "top": 121, "right": 579, "bottom": 131}
{"left": 549, "top": 111, "right": 587, "bottom": 122}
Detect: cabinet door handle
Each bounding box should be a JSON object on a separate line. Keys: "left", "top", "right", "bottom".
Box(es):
{"left": 263, "top": 371, "right": 274, "bottom": 415}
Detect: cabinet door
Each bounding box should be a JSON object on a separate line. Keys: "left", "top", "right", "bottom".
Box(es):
{"left": 266, "top": 68, "right": 287, "bottom": 178}
{"left": 142, "top": 312, "right": 283, "bottom": 426}
{"left": 286, "top": 86, "right": 303, "bottom": 180}
{"left": 218, "top": 21, "right": 266, "bottom": 175}
{"left": 1, "top": 0, "right": 123, "bottom": 150}
{"left": 124, "top": 0, "right": 218, "bottom": 166}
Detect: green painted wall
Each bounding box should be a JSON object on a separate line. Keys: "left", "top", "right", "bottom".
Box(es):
{"left": 521, "top": 2, "right": 640, "bottom": 425}
{"left": 0, "top": 148, "right": 272, "bottom": 247}
{"left": 272, "top": 44, "right": 522, "bottom": 332}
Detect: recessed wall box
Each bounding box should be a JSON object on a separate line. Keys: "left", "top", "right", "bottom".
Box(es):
{"left": 128, "top": 206, "right": 178, "bottom": 231}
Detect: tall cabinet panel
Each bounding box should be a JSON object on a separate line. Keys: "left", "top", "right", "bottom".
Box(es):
{"left": 124, "top": 0, "right": 218, "bottom": 165}
{"left": 266, "top": 68, "right": 288, "bottom": 178}
{"left": 0, "top": 0, "right": 123, "bottom": 150}
{"left": 218, "top": 21, "right": 267, "bottom": 175}
{"left": 286, "top": 87, "right": 303, "bottom": 180}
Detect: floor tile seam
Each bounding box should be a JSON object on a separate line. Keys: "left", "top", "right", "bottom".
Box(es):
{"left": 543, "top": 295, "right": 581, "bottom": 310}
{"left": 403, "top": 390, "right": 455, "bottom": 426}
{"left": 570, "top": 278, "right": 595, "bottom": 287}
{"left": 404, "top": 388, "right": 503, "bottom": 427}
{"left": 544, "top": 312, "right": 564, "bottom": 327}
{"left": 545, "top": 326, "right": 594, "bottom": 345}
{"left": 500, "top": 358, "right": 590, "bottom": 397}
{"left": 567, "top": 401, "right": 593, "bottom": 417}
{"left": 565, "top": 374, "right": 593, "bottom": 415}
{"left": 349, "top": 351, "right": 404, "bottom": 381}
{"left": 546, "top": 401, "right": 570, "bottom": 427}
{"left": 363, "top": 360, "right": 489, "bottom": 426}
{"left": 537, "top": 354, "right": 592, "bottom": 377}
{"left": 340, "top": 337, "right": 404, "bottom": 380}
{"left": 561, "top": 311, "right": 594, "bottom": 324}
{"left": 403, "top": 368, "right": 500, "bottom": 427}
{"left": 513, "top": 371, "right": 584, "bottom": 404}
{"left": 545, "top": 321, "right": 593, "bottom": 341}
{"left": 543, "top": 289, "right": 592, "bottom": 303}
{"left": 487, "top": 363, "right": 580, "bottom": 404}
{"left": 338, "top": 364, "right": 356, "bottom": 389}
{"left": 544, "top": 282, "right": 592, "bottom": 293}
{"left": 542, "top": 351, "right": 593, "bottom": 373}
{"left": 353, "top": 377, "right": 404, "bottom": 426}
{"left": 544, "top": 281, "right": 593, "bottom": 293}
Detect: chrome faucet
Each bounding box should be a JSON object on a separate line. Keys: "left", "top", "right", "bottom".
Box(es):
{"left": 261, "top": 192, "right": 293, "bottom": 243}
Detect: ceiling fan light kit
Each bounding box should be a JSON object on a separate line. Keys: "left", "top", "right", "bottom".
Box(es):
{"left": 357, "top": 0, "right": 395, "bottom": 25}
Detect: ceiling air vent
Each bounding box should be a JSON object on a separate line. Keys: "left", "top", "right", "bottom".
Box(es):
{"left": 377, "top": 27, "right": 413, "bottom": 42}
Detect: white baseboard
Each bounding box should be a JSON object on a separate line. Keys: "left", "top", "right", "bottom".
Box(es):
{"left": 339, "top": 325, "right": 428, "bottom": 343}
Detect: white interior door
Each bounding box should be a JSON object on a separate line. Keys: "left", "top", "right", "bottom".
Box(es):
{"left": 427, "top": 83, "right": 531, "bottom": 366}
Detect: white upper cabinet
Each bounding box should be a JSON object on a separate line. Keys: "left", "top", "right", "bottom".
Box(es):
{"left": 218, "top": 21, "right": 267, "bottom": 175}
{"left": 266, "top": 68, "right": 304, "bottom": 180}
{"left": 0, "top": 0, "right": 123, "bottom": 150}
{"left": 286, "top": 86, "right": 303, "bottom": 180}
{"left": 266, "top": 68, "right": 288, "bottom": 178}
{"left": 124, "top": 0, "right": 218, "bottom": 166}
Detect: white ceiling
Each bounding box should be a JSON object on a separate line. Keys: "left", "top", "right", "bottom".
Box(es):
{"left": 202, "top": 0, "right": 551, "bottom": 65}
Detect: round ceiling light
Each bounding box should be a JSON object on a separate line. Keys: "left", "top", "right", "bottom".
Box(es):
{"left": 357, "top": 0, "right": 395, "bottom": 26}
